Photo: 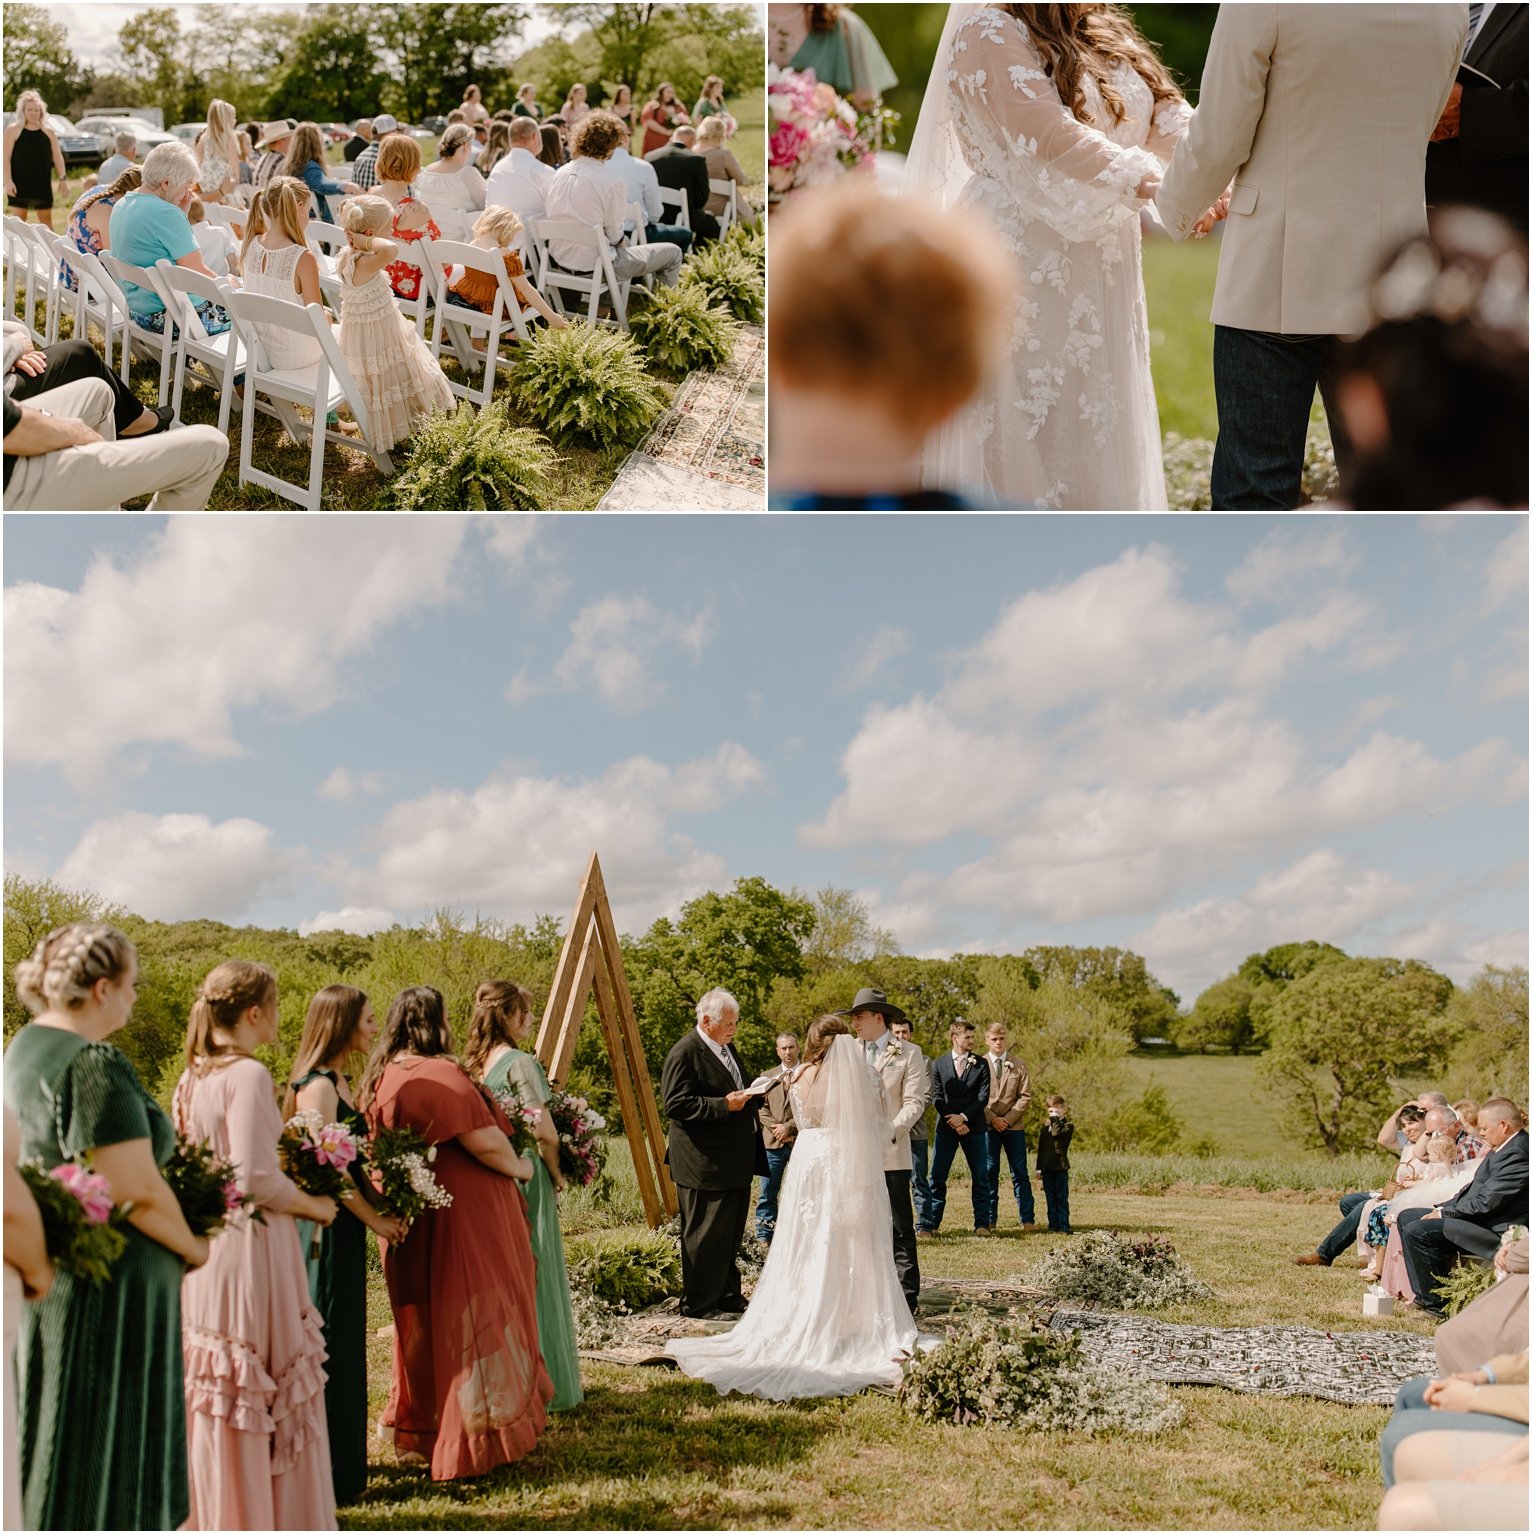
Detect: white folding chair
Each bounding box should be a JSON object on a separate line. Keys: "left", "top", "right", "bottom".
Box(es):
{"left": 532, "top": 219, "right": 631, "bottom": 331}
{"left": 303, "top": 223, "right": 346, "bottom": 313}
{"left": 658, "top": 186, "right": 691, "bottom": 232}
{"left": 419, "top": 239, "right": 541, "bottom": 406}
{"left": 1, "top": 216, "right": 25, "bottom": 324}
{"left": 98, "top": 252, "right": 180, "bottom": 405}
{"left": 222, "top": 288, "right": 394, "bottom": 510}
{"left": 157, "top": 261, "right": 246, "bottom": 433}
{"left": 6, "top": 218, "right": 55, "bottom": 342}
{"left": 203, "top": 202, "right": 247, "bottom": 242}
{"left": 63, "top": 246, "right": 136, "bottom": 381}
{"left": 708, "top": 178, "right": 739, "bottom": 237}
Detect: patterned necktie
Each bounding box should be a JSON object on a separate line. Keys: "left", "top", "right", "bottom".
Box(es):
{"left": 721, "top": 1045, "right": 742, "bottom": 1089}
{"left": 1468, "top": 1, "right": 1485, "bottom": 43}
{"left": 864, "top": 1039, "right": 877, "bottom": 1061}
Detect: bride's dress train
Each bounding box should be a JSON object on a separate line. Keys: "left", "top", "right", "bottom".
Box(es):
{"left": 666, "top": 1035, "right": 918, "bottom": 1400}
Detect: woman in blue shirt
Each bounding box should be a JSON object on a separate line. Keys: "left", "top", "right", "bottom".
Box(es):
{"left": 106, "top": 141, "right": 231, "bottom": 335}
{"left": 283, "top": 122, "right": 358, "bottom": 225}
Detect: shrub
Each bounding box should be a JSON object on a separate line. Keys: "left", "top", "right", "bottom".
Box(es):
{"left": 681, "top": 242, "right": 764, "bottom": 325}
{"left": 627, "top": 283, "right": 736, "bottom": 376}
{"left": 570, "top": 1285, "right": 629, "bottom": 1350}
{"left": 507, "top": 323, "right": 666, "bottom": 449}
{"left": 566, "top": 1228, "right": 682, "bottom": 1311}
{"left": 1436, "top": 1259, "right": 1498, "bottom": 1318}
{"left": 1023, "top": 1230, "right": 1213, "bottom": 1311}
{"left": 383, "top": 399, "right": 559, "bottom": 510}
{"left": 1092, "top": 1084, "right": 1188, "bottom": 1155}
{"left": 899, "top": 1309, "right": 1184, "bottom": 1435}
{"left": 725, "top": 220, "right": 765, "bottom": 273}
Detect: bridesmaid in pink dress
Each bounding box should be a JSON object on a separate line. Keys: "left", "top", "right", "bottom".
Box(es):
{"left": 175, "top": 961, "right": 341, "bottom": 1531}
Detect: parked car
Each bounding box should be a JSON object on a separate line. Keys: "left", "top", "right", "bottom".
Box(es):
{"left": 169, "top": 122, "right": 205, "bottom": 143}
{"left": 1, "top": 111, "right": 104, "bottom": 169}
{"left": 420, "top": 115, "right": 448, "bottom": 135}
{"left": 75, "top": 115, "right": 178, "bottom": 156}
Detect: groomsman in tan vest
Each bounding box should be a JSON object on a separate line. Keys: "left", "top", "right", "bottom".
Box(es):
{"left": 980, "top": 1024, "right": 1036, "bottom": 1234}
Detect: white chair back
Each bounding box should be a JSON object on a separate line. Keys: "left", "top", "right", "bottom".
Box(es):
{"left": 203, "top": 202, "right": 247, "bottom": 241}
{"left": 532, "top": 218, "right": 630, "bottom": 330}
{"left": 658, "top": 186, "right": 690, "bottom": 230}
{"left": 157, "top": 260, "right": 245, "bottom": 432}
{"left": 708, "top": 178, "right": 739, "bottom": 236}
{"left": 98, "top": 251, "right": 179, "bottom": 404}
{"left": 66, "top": 246, "right": 136, "bottom": 381}
{"left": 418, "top": 238, "right": 541, "bottom": 405}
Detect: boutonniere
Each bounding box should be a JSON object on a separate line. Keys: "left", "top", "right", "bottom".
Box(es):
{"left": 883, "top": 1040, "right": 903, "bottom": 1063}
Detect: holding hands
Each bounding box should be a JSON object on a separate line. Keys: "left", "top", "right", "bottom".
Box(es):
{"left": 1193, "top": 183, "right": 1233, "bottom": 238}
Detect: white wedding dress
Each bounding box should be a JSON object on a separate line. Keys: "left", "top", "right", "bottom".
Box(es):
{"left": 908, "top": 4, "right": 1191, "bottom": 509}
{"left": 666, "top": 1035, "right": 918, "bottom": 1400}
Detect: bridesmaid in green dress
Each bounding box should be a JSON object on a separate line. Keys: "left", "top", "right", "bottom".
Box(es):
{"left": 464, "top": 980, "right": 583, "bottom": 1411}
{"left": 4, "top": 923, "right": 209, "bottom": 1531}
{"left": 286, "top": 985, "right": 408, "bottom": 1504}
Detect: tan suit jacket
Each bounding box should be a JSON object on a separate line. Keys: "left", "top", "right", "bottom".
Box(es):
{"left": 984, "top": 1053, "right": 1031, "bottom": 1131}
{"left": 1156, "top": 4, "right": 1467, "bottom": 335}
{"left": 868, "top": 1035, "right": 927, "bottom": 1174}
{"left": 758, "top": 1063, "right": 797, "bottom": 1148}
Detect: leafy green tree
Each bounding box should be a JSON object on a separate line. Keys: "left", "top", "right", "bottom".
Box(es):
{"left": 3, "top": 876, "right": 124, "bottom": 1042}
{"left": 1238, "top": 940, "right": 1350, "bottom": 1047}
{"left": 1175, "top": 973, "right": 1259, "bottom": 1054}
{"left": 802, "top": 885, "right": 899, "bottom": 972}
{"left": 1443, "top": 964, "right": 1529, "bottom": 1104}
{"left": 1260, "top": 957, "right": 1459, "bottom": 1155}
{"left": 3, "top": 6, "right": 89, "bottom": 114}
{"left": 118, "top": 8, "right": 190, "bottom": 120}
{"left": 1023, "top": 945, "right": 1180, "bottom": 1043}
{"left": 370, "top": 4, "right": 528, "bottom": 121}
{"left": 262, "top": 8, "right": 387, "bottom": 123}
{"left": 1124, "top": 5, "right": 1219, "bottom": 100}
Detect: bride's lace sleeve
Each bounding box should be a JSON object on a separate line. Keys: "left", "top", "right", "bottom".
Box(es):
{"left": 1144, "top": 96, "right": 1193, "bottom": 167}
{"left": 949, "top": 8, "right": 1164, "bottom": 243}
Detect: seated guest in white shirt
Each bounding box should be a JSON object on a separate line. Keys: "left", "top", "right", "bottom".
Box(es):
{"left": 484, "top": 117, "right": 556, "bottom": 226}
{"left": 186, "top": 195, "right": 240, "bottom": 278}
{"left": 98, "top": 130, "right": 138, "bottom": 185}
{"left": 415, "top": 123, "right": 488, "bottom": 241}
{"left": 543, "top": 110, "right": 683, "bottom": 287}
{"left": 608, "top": 122, "right": 692, "bottom": 253}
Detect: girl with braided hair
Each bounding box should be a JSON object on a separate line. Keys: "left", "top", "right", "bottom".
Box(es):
{"left": 5, "top": 923, "right": 207, "bottom": 1530}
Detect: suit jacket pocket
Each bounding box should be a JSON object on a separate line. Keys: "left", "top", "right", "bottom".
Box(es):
{"left": 1229, "top": 182, "right": 1259, "bottom": 216}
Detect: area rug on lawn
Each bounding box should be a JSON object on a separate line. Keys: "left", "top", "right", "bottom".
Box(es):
{"left": 597, "top": 325, "right": 763, "bottom": 510}
{"left": 1048, "top": 1311, "right": 1436, "bottom": 1405}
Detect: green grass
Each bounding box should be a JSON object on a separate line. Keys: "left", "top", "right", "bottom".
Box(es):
{"left": 342, "top": 1136, "right": 1424, "bottom": 1530}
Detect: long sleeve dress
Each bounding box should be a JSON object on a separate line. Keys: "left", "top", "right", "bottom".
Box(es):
{"left": 174, "top": 1055, "right": 336, "bottom": 1531}
{"left": 922, "top": 6, "right": 1191, "bottom": 509}
{"left": 368, "top": 1056, "right": 552, "bottom": 1479}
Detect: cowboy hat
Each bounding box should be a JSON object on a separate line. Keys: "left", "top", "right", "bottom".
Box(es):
{"left": 840, "top": 987, "right": 907, "bottom": 1023}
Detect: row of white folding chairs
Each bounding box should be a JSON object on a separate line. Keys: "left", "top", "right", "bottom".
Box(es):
{"left": 3, "top": 215, "right": 65, "bottom": 344}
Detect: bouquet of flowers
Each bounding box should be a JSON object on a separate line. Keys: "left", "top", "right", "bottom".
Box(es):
{"left": 368, "top": 1125, "right": 452, "bottom": 1223}
{"left": 486, "top": 1081, "right": 543, "bottom": 1161}
{"left": 18, "top": 1160, "right": 130, "bottom": 1286}
{"left": 547, "top": 1089, "right": 606, "bottom": 1188}
{"left": 280, "top": 1111, "right": 361, "bottom": 1257}
{"left": 767, "top": 65, "right": 894, "bottom": 203}
{"left": 161, "top": 1134, "right": 262, "bottom": 1239}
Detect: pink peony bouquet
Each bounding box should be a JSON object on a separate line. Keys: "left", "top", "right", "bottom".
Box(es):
{"left": 547, "top": 1089, "right": 606, "bottom": 1187}
{"left": 19, "top": 1159, "right": 130, "bottom": 1285}
{"left": 767, "top": 65, "right": 888, "bottom": 203}
{"left": 160, "top": 1134, "right": 262, "bottom": 1241}
{"left": 279, "top": 1111, "right": 360, "bottom": 1202}
{"left": 486, "top": 1081, "right": 544, "bottom": 1161}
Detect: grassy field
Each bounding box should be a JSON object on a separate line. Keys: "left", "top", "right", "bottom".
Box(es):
{"left": 339, "top": 1127, "right": 1426, "bottom": 1531}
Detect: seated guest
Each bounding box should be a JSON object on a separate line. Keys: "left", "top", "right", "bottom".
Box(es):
{"left": 1380, "top": 1095, "right": 1451, "bottom": 1152}
{"left": 1371, "top": 1135, "right": 1476, "bottom": 1287}
{"left": 284, "top": 121, "right": 359, "bottom": 225}
{"left": 484, "top": 117, "right": 553, "bottom": 224}
{"left": 107, "top": 142, "right": 232, "bottom": 335}
{"left": 696, "top": 114, "right": 758, "bottom": 229}
{"left": 344, "top": 118, "right": 374, "bottom": 162}
{"left": 352, "top": 112, "right": 397, "bottom": 192}
{"left": 471, "top": 121, "right": 489, "bottom": 165}
{"left": 1436, "top": 1238, "right": 1529, "bottom": 1377}
{"left": 645, "top": 124, "right": 720, "bottom": 244}
{"left": 1398, "top": 1098, "right": 1529, "bottom": 1318}
{"left": 1379, "top": 1350, "right": 1527, "bottom": 1490}
{"left": 415, "top": 124, "right": 487, "bottom": 241}
{"left": 1455, "top": 1099, "right": 1483, "bottom": 1132}
{"left": 1298, "top": 1104, "right": 1429, "bottom": 1267}
{"left": 185, "top": 195, "right": 239, "bottom": 278}
{"left": 234, "top": 129, "right": 256, "bottom": 188}
{"left": 768, "top": 185, "right": 1018, "bottom": 510}
{"left": 370, "top": 132, "right": 440, "bottom": 304}
{"left": 1379, "top": 1436, "right": 1527, "bottom": 1532}
{"left": 538, "top": 122, "right": 565, "bottom": 169}
{"left": 252, "top": 120, "right": 294, "bottom": 191}
{"left": 59, "top": 165, "right": 141, "bottom": 291}
{"left": 446, "top": 205, "right": 567, "bottom": 330}
{"left": 544, "top": 110, "right": 683, "bottom": 289}
{"left": 97, "top": 129, "right": 137, "bottom": 184}
{"left": 4, "top": 378, "right": 228, "bottom": 509}
{"left": 5, "top": 319, "right": 171, "bottom": 437}
{"left": 609, "top": 122, "right": 689, "bottom": 252}
{"left": 479, "top": 119, "right": 512, "bottom": 177}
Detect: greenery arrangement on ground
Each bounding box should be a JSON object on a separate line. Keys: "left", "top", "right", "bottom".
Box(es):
{"left": 627, "top": 285, "right": 737, "bottom": 377}
{"left": 507, "top": 323, "right": 668, "bottom": 450}
{"left": 1022, "top": 1230, "right": 1214, "bottom": 1311}
{"left": 381, "top": 399, "right": 561, "bottom": 511}
{"left": 681, "top": 240, "right": 765, "bottom": 325}
{"left": 899, "top": 1307, "right": 1185, "bottom": 1435}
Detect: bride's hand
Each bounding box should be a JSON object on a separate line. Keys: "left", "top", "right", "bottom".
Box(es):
{"left": 1136, "top": 171, "right": 1162, "bottom": 202}
{"left": 1193, "top": 185, "right": 1233, "bottom": 238}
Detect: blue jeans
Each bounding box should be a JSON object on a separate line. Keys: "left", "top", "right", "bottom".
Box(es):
{"left": 755, "top": 1143, "right": 793, "bottom": 1241}
{"left": 928, "top": 1121, "right": 992, "bottom": 1232}
{"left": 1041, "top": 1170, "right": 1071, "bottom": 1232}
{"left": 645, "top": 221, "right": 693, "bottom": 254}
{"left": 1316, "top": 1190, "right": 1371, "bottom": 1263}
{"left": 981, "top": 1127, "right": 1035, "bottom": 1226}
{"left": 1211, "top": 326, "right": 1352, "bottom": 509}
{"left": 1380, "top": 1374, "right": 1527, "bottom": 1487}
{"left": 911, "top": 1135, "right": 932, "bottom": 1230}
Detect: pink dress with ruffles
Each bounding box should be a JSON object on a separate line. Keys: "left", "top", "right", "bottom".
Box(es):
{"left": 174, "top": 1056, "right": 337, "bottom": 1531}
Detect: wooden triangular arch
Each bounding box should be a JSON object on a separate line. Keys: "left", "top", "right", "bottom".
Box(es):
{"left": 534, "top": 852, "right": 677, "bottom": 1227}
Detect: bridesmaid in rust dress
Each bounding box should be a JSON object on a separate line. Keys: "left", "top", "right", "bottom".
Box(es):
{"left": 359, "top": 987, "right": 552, "bottom": 1480}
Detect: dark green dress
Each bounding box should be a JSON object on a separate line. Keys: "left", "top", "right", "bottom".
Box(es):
{"left": 482, "top": 1049, "right": 583, "bottom": 1410}
{"left": 292, "top": 1068, "right": 372, "bottom": 1504}
{"left": 4, "top": 1025, "right": 189, "bottom": 1530}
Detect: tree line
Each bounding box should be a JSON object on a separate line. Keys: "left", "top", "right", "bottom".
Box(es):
{"left": 4, "top": 3, "right": 763, "bottom": 129}
{"left": 4, "top": 874, "right": 1522, "bottom": 1158}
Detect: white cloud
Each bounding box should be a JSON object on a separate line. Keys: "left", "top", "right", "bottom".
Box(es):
{"left": 1483, "top": 521, "right": 1529, "bottom": 613}
{"left": 299, "top": 906, "right": 397, "bottom": 937}
{"left": 839, "top": 625, "right": 911, "bottom": 692}
{"left": 1226, "top": 527, "right": 1358, "bottom": 604}
{"left": 55, "top": 812, "right": 295, "bottom": 922}
{"left": 347, "top": 744, "right": 765, "bottom": 929}
{"left": 1462, "top": 929, "right": 1530, "bottom": 970}
{"left": 317, "top": 768, "right": 387, "bottom": 804}
{"left": 4, "top": 517, "right": 469, "bottom": 787}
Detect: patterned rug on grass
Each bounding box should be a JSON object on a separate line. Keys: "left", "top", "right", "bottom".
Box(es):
{"left": 1047, "top": 1310, "right": 1436, "bottom": 1406}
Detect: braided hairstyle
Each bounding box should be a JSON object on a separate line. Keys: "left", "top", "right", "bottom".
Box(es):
{"left": 185, "top": 960, "right": 277, "bottom": 1069}
{"left": 13, "top": 924, "right": 136, "bottom": 1015}
{"left": 461, "top": 980, "right": 533, "bottom": 1079}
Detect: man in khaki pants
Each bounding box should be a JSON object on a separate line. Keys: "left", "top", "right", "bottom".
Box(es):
{"left": 1156, "top": 3, "right": 1467, "bottom": 509}
{"left": 5, "top": 378, "right": 229, "bottom": 509}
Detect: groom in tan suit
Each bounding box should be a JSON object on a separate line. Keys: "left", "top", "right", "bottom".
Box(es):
{"left": 1155, "top": 4, "right": 1467, "bottom": 510}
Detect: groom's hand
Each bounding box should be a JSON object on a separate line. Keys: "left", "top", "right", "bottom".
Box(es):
{"left": 1431, "top": 83, "right": 1463, "bottom": 143}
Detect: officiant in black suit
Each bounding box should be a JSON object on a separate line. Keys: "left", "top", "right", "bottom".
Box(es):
{"left": 661, "top": 986, "right": 766, "bottom": 1317}
{"left": 1427, "top": 1, "right": 1528, "bottom": 229}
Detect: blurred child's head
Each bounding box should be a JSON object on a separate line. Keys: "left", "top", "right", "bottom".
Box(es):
{"left": 1425, "top": 1134, "right": 1456, "bottom": 1165}
{"left": 340, "top": 194, "right": 393, "bottom": 240}
{"left": 472, "top": 205, "right": 524, "bottom": 249}
{"left": 186, "top": 195, "right": 206, "bottom": 225}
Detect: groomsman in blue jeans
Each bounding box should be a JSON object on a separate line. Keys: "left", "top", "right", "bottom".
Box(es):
{"left": 926, "top": 1018, "right": 993, "bottom": 1233}
{"left": 754, "top": 1033, "right": 799, "bottom": 1243}
{"left": 979, "top": 1023, "right": 1036, "bottom": 1232}
{"left": 892, "top": 1017, "right": 933, "bottom": 1231}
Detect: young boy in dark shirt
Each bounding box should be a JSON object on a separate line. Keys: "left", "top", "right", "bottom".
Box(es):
{"left": 1036, "top": 1094, "right": 1074, "bottom": 1234}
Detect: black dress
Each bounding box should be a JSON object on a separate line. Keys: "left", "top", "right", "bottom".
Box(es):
{"left": 10, "top": 126, "right": 56, "bottom": 210}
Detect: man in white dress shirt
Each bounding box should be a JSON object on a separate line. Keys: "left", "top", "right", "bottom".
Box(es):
{"left": 483, "top": 117, "right": 555, "bottom": 225}
{"left": 609, "top": 124, "right": 693, "bottom": 252}
{"left": 543, "top": 110, "right": 683, "bottom": 287}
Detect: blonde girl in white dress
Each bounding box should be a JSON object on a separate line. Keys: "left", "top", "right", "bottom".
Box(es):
{"left": 334, "top": 195, "right": 453, "bottom": 450}
{"left": 238, "top": 177, "right": 328, "bottom": 372}
{"left": 196, "top": 98, "right": 241, "bottom": 205}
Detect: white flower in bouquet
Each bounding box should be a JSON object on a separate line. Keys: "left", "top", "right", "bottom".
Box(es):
{"left": 402, "top": 1151, "right": 452, "bottom": 1209}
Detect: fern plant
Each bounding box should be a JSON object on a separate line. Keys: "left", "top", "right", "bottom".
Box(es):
{"left": 1437, "top": 1258, "right": 1499, "bottom": 1318}
{"left": 383, "top": 399, "right": 559, "bottom": 510}
{"left": 566, "top": 1229, "right": 682, "bottom": 1311}
{"left": 507, "top": 322, "right": 666, "bottom": 449}
{"left": 627, "top": 283, "right": 736, "bottom": 376}
{"left": 725, "top": 220, "right": 765, "bottom": 273}
{"left": 682, "top": 242, "right": 764, "bottom": 325}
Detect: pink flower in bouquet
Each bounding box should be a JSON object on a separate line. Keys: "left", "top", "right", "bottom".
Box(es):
{"left": 50, "top": 1163, "right": 114, "bottom": 1226}
{"left": 223, "top": 1180, "right": 245, "bottom": 1215}
{"left": 770, "top": 120, "right": 811, "bottom": 169}
{"left": 314, "top": 1123, "right": 358, "bottom": 1171}
{"left": 811, "top": 81, "right": 839, "bottom": 114}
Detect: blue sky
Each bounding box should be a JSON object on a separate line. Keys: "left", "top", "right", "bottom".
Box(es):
{"left": 4, "top": 513, "right": 1526, "bottom": 1003}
